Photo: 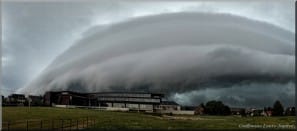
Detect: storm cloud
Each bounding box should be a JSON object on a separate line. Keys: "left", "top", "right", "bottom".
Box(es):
{"left": 171, "top": 82, "right": 294, "bottom": 107}
{"left": 16, "top": 12, "right": 294, "bottom": 107}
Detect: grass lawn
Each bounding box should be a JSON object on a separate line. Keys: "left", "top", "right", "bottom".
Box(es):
{"left": 2, "top": 107, "right": 296, "bottom": 130}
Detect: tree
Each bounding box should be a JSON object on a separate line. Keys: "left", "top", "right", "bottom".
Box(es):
{"left": 272, "top": 100, "right": 284, "bottom": 116}
{"left": 204, "top": 100, "right": 231, "bottom": 115}
{"left": 222, "top": 105, "right": 231, "bottom": 115}
{"left": 199, "top": 103, "right": 205, "bottom": 109}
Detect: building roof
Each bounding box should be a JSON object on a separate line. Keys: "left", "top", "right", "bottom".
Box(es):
{"left": 161, "top": 101, "right": 179, "bottom": 105}
{"left": 88, "top": 91, "right": 164, "bottom": 96}
{"left": 45, "top": 90, "right": 165, "bottom": 98}
{"left": 9, "top": 94, "right": 25, "bottom": 97}
{"left": 46, "top": 90, "right": 163, "bottom": 95}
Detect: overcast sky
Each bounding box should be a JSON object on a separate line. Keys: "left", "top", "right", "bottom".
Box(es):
{"left": 2, "top": 0, "right": 295, "bottom": 107}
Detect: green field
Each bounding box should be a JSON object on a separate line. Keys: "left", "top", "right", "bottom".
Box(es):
{"left": 2, "top": 107, "right": 296, "bottom": 130}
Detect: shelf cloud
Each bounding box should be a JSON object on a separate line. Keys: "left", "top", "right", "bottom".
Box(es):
{"left": 17, "top": 13, "right": 294, "bottom": 106}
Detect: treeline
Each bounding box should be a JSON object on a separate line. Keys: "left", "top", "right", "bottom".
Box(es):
{"left": 196, "top": 100, "right": 295, "bottom": 116}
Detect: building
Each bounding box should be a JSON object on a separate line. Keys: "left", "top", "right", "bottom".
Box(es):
{"left": 247, "top": 108, "right": 264, "bottom": 116}
{"left": 28, "top": 95, "right": 44, "bottom": 106}
{"left": 230, "top": 107, "right": 246, "bottom": 115}
{"left": 89, "top": 92, "right": 164, "bottom": 111}
{"left": 181, "top": 106, "right": 196, "bottom": 111}
{"left": 157, "top": 101, "right": 181, "bottom": 111}
{"left": 43, "top": 91, "right": 89, "bottom": 106}
{"left": 43, "top": 91, "right": 164, "bottom": 112}
{"left": 285, "top": 107, "right": 295, "bottom": 116}
{"left": 7, "top": 94, "right": 26, "bottom": 106}
{"left": 194, "top": 105, "right": 205, "bottom": 115}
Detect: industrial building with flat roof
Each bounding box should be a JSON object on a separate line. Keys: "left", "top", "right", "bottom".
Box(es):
{"left": 44, "top": 91, "right": 166, "bottom": 112}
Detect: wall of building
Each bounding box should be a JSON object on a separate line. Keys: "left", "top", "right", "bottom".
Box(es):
{"left": 157, "top": 110, "right": 195, "bottom": 115}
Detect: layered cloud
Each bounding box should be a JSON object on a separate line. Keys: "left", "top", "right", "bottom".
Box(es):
{"left": 16, "top": 13, "right": 294, "bottom": 107}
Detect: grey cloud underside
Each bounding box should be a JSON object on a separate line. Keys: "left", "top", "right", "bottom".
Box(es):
{"left": 17, "top": 13, "right": 294, "bottom": 105}
{"left": 171, "top": 82, "right": 294, "bottom": 107}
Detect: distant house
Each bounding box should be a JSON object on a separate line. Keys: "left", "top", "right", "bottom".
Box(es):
{"left": 230, "top": 107, "right": 245, "bottom": 115}
{"left": 263, "top": 107, "right": 273, "bottom": 116}
{"left": 247, "top": 108, "right": 263, "bottom": 116}
{"left": 194, "top": 105, "right": 205, "bottom": 115}
{"left": 285, "top": 107, "right": 295, "bottom": 116}
{"left": 264, "top": 110, "right": 272, "bottom": 116}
